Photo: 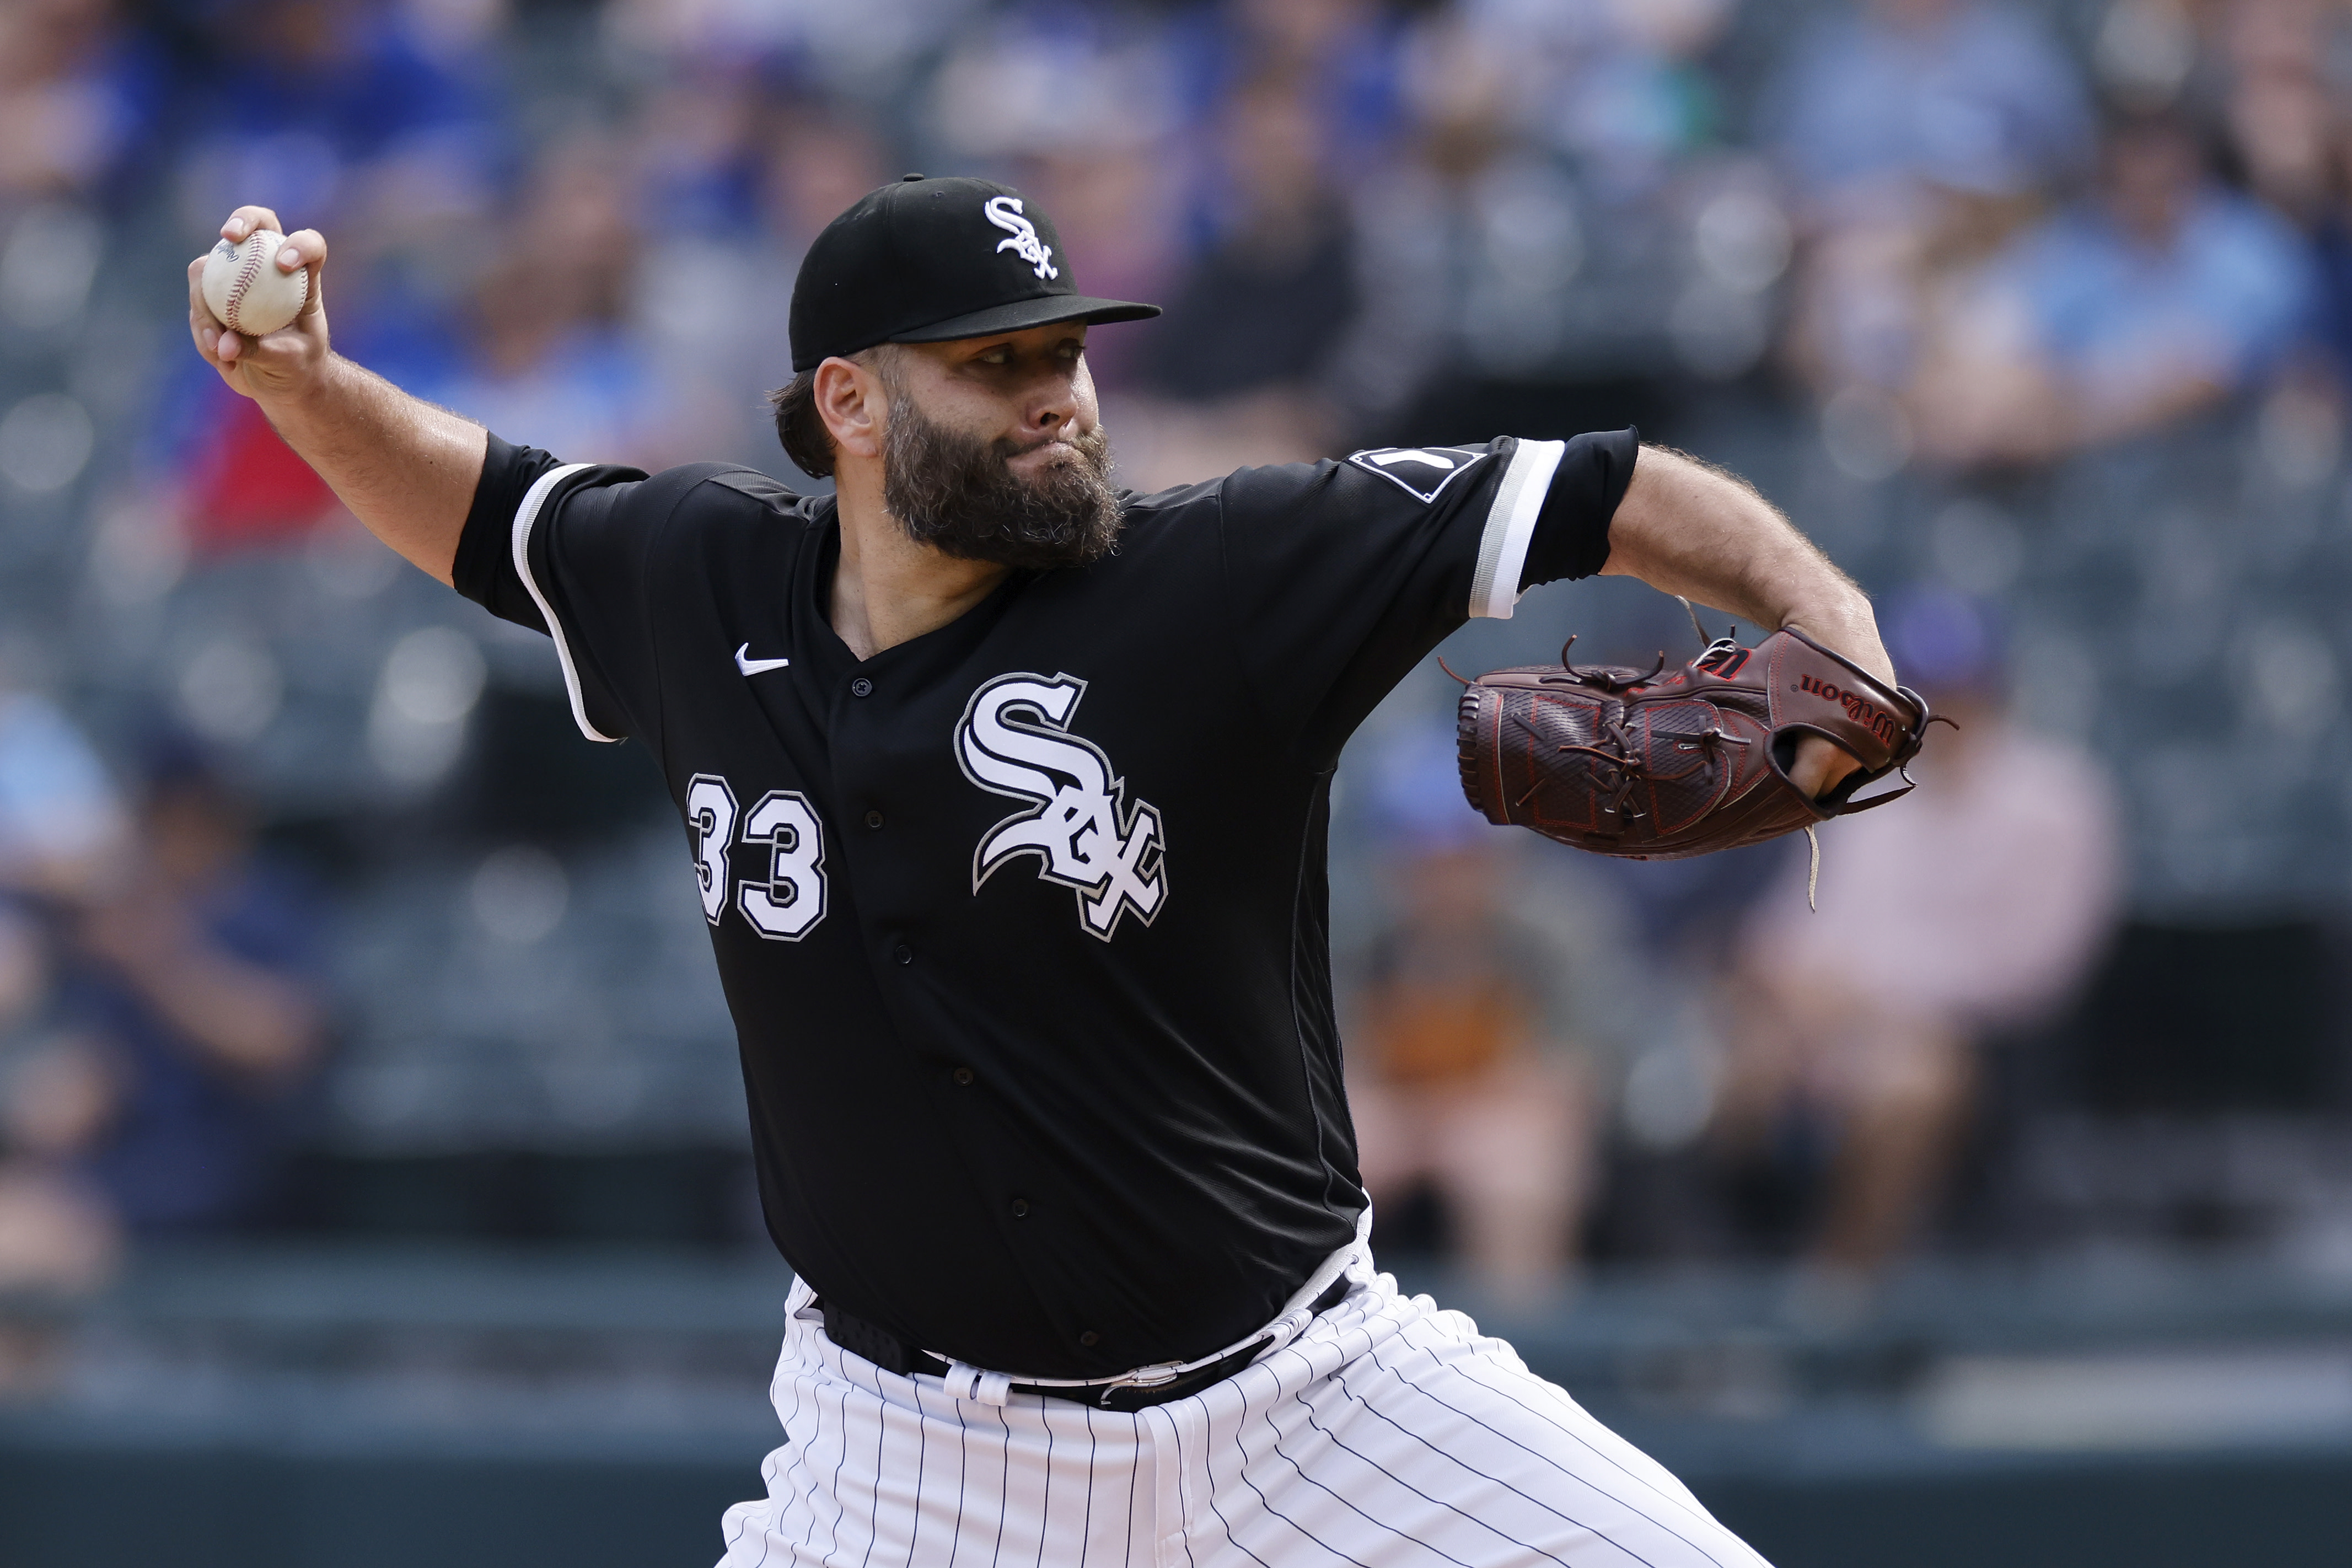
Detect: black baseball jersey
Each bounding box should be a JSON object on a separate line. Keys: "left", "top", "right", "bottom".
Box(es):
{"left": 453, "top": 429, "right": 1636, "bottom": 1377}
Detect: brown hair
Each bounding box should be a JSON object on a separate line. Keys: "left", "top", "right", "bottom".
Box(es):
{"left": 767, "top": 346, "right": 900, "bottom": 479}
{"left": 768, "top": 371, "right": 834, "bottom": 478}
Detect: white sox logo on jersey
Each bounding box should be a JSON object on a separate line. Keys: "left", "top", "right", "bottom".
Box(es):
{"left": 954, "top": 672, "right": 1165, "bottom": 939}
{"left": 982, "top": 196, "right": 1058, "bottom": 281}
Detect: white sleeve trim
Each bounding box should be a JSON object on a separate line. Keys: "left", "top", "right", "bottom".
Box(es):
{"left": 1467, "top": 438, "right": 1566, "bottom": 620}
{"left": 510, "top": 462, "right": 623, "bottom": 744}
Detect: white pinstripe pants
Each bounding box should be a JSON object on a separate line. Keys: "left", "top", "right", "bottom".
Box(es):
{"left": 716, "top": 1263, "right": 1774, "bottom": 1568}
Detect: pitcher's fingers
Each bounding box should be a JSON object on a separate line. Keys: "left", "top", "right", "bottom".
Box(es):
{"left": 185, "top": 263, "right": 242, "bottom": 361}
{"left": 275, "top": 229, "right": 327, "bottom": 270}
{"left": 277, "top": 228, "right": 329, "bottom": 315}
{"left": 187, "top": 257, "right": 229, "bottom": 364}
{"left": 222, "top": 206, "right": 284, "bottom": 243}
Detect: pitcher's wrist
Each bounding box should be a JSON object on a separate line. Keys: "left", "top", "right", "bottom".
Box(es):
{"left": 267, "top": 350, "right": 352, "bottom": 417}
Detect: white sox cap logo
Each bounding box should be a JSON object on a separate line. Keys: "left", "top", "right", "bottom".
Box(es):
{"left": 955, "top": 672, "right": 1164, "bottom": 939}
{"left": 982, "top": 196, "right": 1059, "bottom": 281}
{"left": 1345, "top": 445, "right": 1489, "bottom": 504}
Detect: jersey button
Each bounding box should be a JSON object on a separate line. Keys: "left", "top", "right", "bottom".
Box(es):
{"left": 952, "top": 1067, "right": 974, "bottom": 1086}
{"left": 1010, "top": 1198, "right": 1030, "bottom": 1218}
{"left": 850, "top": 677, "right": 874, "bottom": 697}
{"left": 894, "top": 944, "right": 912, "bottom": 965}
{"left": 1078, "top": 1330, "right": 1101, "bottom": 1348}
{"left": 864, "top": 810, "right": 884, "bottom": 829}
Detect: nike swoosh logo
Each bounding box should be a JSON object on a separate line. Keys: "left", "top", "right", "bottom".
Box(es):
{"left": 735, "top": 643, "right": 791, "bottom": 676}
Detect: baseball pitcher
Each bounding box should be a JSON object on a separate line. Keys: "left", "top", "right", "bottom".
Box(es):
{"left": 187, "top": 175, "right": 1905, "bottom": 1567}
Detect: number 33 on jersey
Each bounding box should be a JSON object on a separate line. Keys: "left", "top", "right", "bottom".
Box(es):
{"left": 684, "top": 670, "right": 1167, "bottom": 946}
{"left": 688, "top": 777, "right": 828, "bottom": 940}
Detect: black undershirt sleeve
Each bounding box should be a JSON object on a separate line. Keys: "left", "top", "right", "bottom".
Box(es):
{"left": 1519, "top": 427, "right": 1638, "bottom": 592}
{"left": 452, "top": 432, "right": 566, "bottom": 633}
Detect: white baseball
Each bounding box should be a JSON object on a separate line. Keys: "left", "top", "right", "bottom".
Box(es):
{"left": 202, "top": 229, "right": 309, "bottom": 336}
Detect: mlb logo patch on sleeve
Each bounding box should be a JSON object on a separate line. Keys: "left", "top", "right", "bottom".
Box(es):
{"left": 1344, "top": 446, "right": 1490, "bottom": 503}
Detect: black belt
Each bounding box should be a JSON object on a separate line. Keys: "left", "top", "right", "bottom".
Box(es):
{"left": 818, "top": 1276, "right": 1352, "bottom": 1413}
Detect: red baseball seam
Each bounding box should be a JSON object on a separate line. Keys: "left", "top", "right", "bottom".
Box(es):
{"left": 227, "top": 235, "right": 267, "bottom": 333}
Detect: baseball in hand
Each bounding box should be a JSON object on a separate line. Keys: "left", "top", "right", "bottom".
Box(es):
{"left": 202, "top": 228, "right": 309, "bottom": 336}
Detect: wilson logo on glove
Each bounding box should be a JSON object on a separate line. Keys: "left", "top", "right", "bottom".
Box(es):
{"left": 1793, "top": 673, "right": 1903, "bottom": 744}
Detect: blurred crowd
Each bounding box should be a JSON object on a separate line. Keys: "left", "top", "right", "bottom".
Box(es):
{"left": 3, "top": 0, "right": 2352, "bottom": 1315}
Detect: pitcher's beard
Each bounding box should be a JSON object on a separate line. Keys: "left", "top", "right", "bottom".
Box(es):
{"left": 882, "top": 399, "right": 1123, "bottom": 570}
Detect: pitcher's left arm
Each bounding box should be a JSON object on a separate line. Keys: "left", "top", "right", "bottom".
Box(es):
{"left": 1602, "top": 446, "right": 1893, "bottom": 797}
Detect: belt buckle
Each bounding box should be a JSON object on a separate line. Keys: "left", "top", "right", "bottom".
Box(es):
{"left": 1117, "top": 1361, "right": 1185, "bottom": 1389}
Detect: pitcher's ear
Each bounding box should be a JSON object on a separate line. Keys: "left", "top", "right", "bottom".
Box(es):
{"left": 814, "top": 356, "right": 887, "bottom": 463}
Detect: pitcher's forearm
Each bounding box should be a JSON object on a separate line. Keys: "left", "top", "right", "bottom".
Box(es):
{"left": 186, "top": 208, "right": 486, "bottom": 582}
{"left": 1602, "top": 444, "right": 1893, "bottom": 800}
{"left": 1604, "top": 445, "right": 1891, "bottom": 685}
{"left": 260, "top": 356, "right": 485, "bottom": 586}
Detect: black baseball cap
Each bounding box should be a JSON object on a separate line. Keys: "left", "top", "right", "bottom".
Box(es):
{"left": 788, "top": 175, "right": 1161, "bottom": 372}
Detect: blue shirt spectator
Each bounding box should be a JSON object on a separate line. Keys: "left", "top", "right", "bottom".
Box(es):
{"left": 65, "top": 751, "right": 329, "bottom": 1233}
{"left": 186, "top": 0, "right": 492, "bottom": 190}
{"left": 1907, "top": 113, "right": 2316, "bottom": 468}
{"left": 69, "top": 862, "right": 325, "bottom": 1231}
{"left": 2004, "top": 189, "right": 2313, "bottom": 399}
{"left": 0, "top": 692, "right": 125, "bottom": 895}
{"left": 1763, "top": 0, "right": 2092, "bottom": 212}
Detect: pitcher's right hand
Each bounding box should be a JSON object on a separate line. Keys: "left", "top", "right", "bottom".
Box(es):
{"left": 187, "top": 206, "right": 331, "bottom": 402}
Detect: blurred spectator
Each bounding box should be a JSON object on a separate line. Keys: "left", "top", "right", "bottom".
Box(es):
{"left": 1345, "top": 0, "right": 1748, "bottom": 420}
{"left": 0, "top": 906, "right": 118, "bottom": 1293}
{"left": 762, "top": 108, "right": 893, "bottom": 256}
{"left": 1763, "top": 0, "right": 2091, "bottom": 220}
{"left": 1022, "top": 148, "right": 1183, "bottom": 397}
{"left": 1343, "top": 729, "right": 1601, "bottom": 1301}
{"left": 1167, "top": 0, "right": 1406, "bottom": 185}
{"left": 1146, "top": 72, "right": 1357, "bottom": 401}
{"left": 0, "top": 684, "right": 125, "bottom": 899}
{"left": 0, "top": 0, "right": 162, "bottom": 202}
{"left": 151, "top": 0, "right": 498, "bottom": 550}
{"left": 1457, "top": 0, "right": 1730, "bottom": 196}
{"left": 602, "top": 0, "right": 979, "bottom": 99}
{"left": 1124, "top": 72, "right": 1359, "bottom": 488}
{"left": 636, "top": 61, "right": 772, "bottom": 244}
{"left": 1768, "top": 0, "right": 2091, "bottom": 411}
{"left": 175, "top": 0, "right": 495, "bottom": 286}
{"left": 2212, "top": 0, "right": 2339, "bottom": 223}
{"left": 438, "top": 137, "right": 664, "bottom": 466}
{"left": 174, "top": 397, "right": 352, "bottom": 553}
{"left": 1717, "top": 590, "right": 2119, "bottom": 1287}
{"left": 1908, "top": 111, "right": 2315, "bottom": 468}
{"left": 55, "top": 743, "right": 329, "bottom": 1236}
{"left": 929, "top": 3, "right": 1178, "bottom": 174}
{"left": 1333, "top": 7, "right": 1522, "bottom": 425}
{"left": 1786, "top": 179, "right": 2044, "bottom": 419}
{"left": 638, "top": 104, "right": 890, "bottom": 475}
{"left": 2201, "top": 0, "right": 2352, "bottom": 404}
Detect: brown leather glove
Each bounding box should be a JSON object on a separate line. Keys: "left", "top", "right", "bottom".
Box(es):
{"left": 1456, "top": 627, "right": 1935, "bottom": 861}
